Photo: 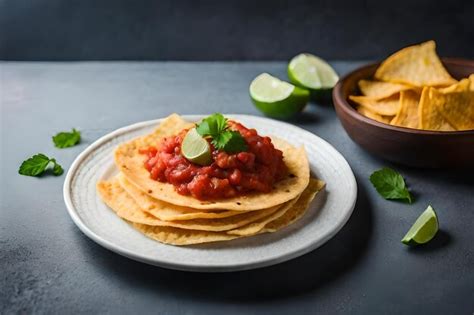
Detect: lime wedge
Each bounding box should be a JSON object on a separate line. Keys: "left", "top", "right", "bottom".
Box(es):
{"left": 402, "top": 205, "right": 439, "bottom": 246}
{"left": 181, "top": 128, "right": 212, "bottom": 166}
{"left": 288, "top": 53, "right": 339, "bottom": 89}
{"left": 249, "top": 73, "right": 309, "bottom": 119}
{"left": 288, "top": 54, "right": 339, "bottom": 101}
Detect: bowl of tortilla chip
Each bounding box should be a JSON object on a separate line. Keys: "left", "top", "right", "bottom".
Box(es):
{"left": 333, "top": 41, "right": 474, "bottom": 168}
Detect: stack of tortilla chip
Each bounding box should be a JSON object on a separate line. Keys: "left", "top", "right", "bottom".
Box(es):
{"left": 97, "top": 114, "right": 325, "bottom": 246}
{"left": 349, "top": 41, "right": 474, "bottom": 131}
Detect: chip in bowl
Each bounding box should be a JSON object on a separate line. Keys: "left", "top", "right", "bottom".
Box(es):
{"left": 349, "top": 94, "right": 400, "bottom": 116}
{"left": 418, "top": 87, "right": 456, "bottom": 131}
{"left": 374, "top": 40, "right": 457, "bottom": 87}
{"left": 358, "top": 80, "right": 413, "bottom": 100}
{"left": 349, "top": 41, "right": 474, "bottom": 131}
{"left": 390, "top": 90, "right": 420, "bottom": 129}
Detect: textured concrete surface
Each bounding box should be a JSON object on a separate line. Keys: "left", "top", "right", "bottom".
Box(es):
{"left": 1, "top": 62, "right": 473, "bottom": 314}
{"left": 1, "top": 0, "right": 473, "bottom": 60}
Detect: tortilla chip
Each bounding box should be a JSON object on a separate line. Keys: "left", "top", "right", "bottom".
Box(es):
{"left": 439, "top": 78, "right": 471, "bottom": 93}
{"left": 118, "top": 174, "right": 244, "bottom": 221}
{"left": 469, "top": 74, "right": 474, "bottom": 91}
{"left": 358, "top": 80, "right": 413, "bottom": 99}
{"left": 134, "top": 113, "right": 194, "bottom": 148}
{"left": 356, "top": 105, "right": 392, "bottom": 124}
{"left": 98, "top": 177, "right": 324, "bottom": 245}
{"left": 135, "top": 178, "right": 324, "bottom": 245}
{"left": 418, "top": 87, "right": 456, "bottom": 131}
{"left": 226, "top": 194, "right": 300, "bottom": 236}
{"left": 390, "top": 90, "right": 420, "bottom": 128}
{"left": 97, "top": 178, "right": 236, "bottom": 245}
{"left": 435, "top": 89, "right": 474, "bottom": 131}
{"left": 115, "top": 115, "right": 310, "bottom": 211}
{"left": 374, "top": 41, "right": 457, "bottom": 87}
{"left": 263, "top": 179, "right": 325, "bottom": 232}
{"left": 349, "top": 94, "right": 400, "bottom": 116}
{"left": 97, "top": 178, "right": 286, "bottom": 232}
{"left": 132, "top": 223, "right": 239, "bottom": 245}
{"left": 228, "top": 179, "right": 324, "bottom": 236}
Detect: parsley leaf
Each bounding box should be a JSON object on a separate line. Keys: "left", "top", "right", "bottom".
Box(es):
{"left": 196, "top": 113, "right": 227, "bottom": 137}
{"left": 18, "top": 154, "right": 50, "bottom": 176}
{"left": 53, "top": 128, "right": 81, "bottom": 148}
{"left": 369, "top": 167, "right": 412, "bottom": 203}
{"left": 212, "top": 130, "right": 248, "bottom": 153}
{"left": 196, "top": 113, "right": 248, "bottom": 154}
{"left": 51, "top": 159, "right": 64, "bottom": 176}
{"left": 19, "top": 154, "right": 64, "bottom": 177}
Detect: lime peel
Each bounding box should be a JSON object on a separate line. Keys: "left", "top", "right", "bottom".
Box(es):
{"left": 181, "top": 128, "right": 212, "bottom": 166}
{"left": 249, "top": 73, "right": 309, "bottom": 119}
{"left": 250, "top": 73, "right": 294, "bottom": 102}
{"left": 402, "top": 205, "right": 439, "bottom": 246}
{"left": 288, "top": 53, "right": 339, "bottom": 90}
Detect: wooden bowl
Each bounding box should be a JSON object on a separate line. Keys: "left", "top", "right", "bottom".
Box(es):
{"left": 333, "top": 58, "right": 474, "bottom": 168}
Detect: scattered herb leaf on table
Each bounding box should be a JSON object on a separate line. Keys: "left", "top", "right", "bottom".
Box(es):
{"left": 19, "top": 153, "right": 64, "bottom": 177}
{"left": 370, "top": 167, "right": 412, "bottom": 203}
{"left": 53, "top": 128, "right": 81, "bottom": 148}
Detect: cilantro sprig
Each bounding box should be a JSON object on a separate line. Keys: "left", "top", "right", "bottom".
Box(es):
{"left": 53, "top": 128, "right": 81, "bottom": 148}
{"left": 196, "top": 113, "right": 248, "bottom": 153}
{"left": 18, "top": 153, "right": 64, "bottom": 177}
{"left": 370, "top": 167, "right": 412, "bottom": 203}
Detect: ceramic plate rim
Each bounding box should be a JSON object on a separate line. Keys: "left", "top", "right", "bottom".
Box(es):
{"left": 63, "top": 114, "right": 357, "bottom": 272}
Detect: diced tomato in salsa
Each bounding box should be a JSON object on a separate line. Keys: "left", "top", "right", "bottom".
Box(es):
{"left": 139, "top": 121, "right": 287, "bottom": 200}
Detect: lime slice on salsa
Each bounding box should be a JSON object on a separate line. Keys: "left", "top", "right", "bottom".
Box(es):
{"left": 181, "top": 128, "right": 212, "bottom": 166}
{"left": 250, "top": 73, "right": 309, "bottom": 119}
{"left": 288, "top": 53, "right": 339, "bottom": 100}
{"left": 402, "top": 205, "right": 439, "bottom": 246}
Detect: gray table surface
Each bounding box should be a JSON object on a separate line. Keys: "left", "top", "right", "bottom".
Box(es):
{"left": 1, "top": 62, "right": 473, "bottom": 314}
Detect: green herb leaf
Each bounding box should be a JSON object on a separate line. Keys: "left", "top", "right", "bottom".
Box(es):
{"left": 51, "top": 159, "right": 64, "bottom": 176}
{"left": 211, "top": 130, "right": 232, "bottom": 150}
{"left": 211, "top": 130, "right": 248, "bottom": 153}
{"left": 196, "top": 113, "right": 248, "bottom": 154}
{"left": 53, "top": 128, "right": 81, "bottom": 148}
{"left": 196, "top": 113, "right": 227, "bottom": 137}
{"left": 369, "top": 167, "right": 412, "bottom": 203}
{"left": 18, "top": 154, "right": 51, "bottom": 176}
{"left": 19, "top": 154, "right": 64, "bottom": 177}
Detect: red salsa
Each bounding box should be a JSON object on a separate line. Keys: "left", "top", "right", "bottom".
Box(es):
{"left": 139, "top": 121, "right": 287, "bottom": 200}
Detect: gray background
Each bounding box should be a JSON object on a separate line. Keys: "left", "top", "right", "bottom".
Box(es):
{"left": 1, "top": 62, "right": 473, "bottom": 314}
{"left": 1, "top": 1, "right": 474, "bottom": 314}
{"left": 1, "top": 0, "right": 473, "bottom": 61}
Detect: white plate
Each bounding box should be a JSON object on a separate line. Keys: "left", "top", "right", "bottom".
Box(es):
{"left": 64, "top": 115, "right": 357, "bottom": 272}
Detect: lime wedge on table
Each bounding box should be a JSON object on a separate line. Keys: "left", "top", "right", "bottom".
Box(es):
{"left": 250, "top": 73, "right": 309, "bottom": 119}
{"left": 402, "top": 205, "right": 439, "bottom": 246}
{"left": 288, "top": 53, "right": 339, "bottom": 99}
{"left": 181, "top": 128, "right": 212, "bottom": 166}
